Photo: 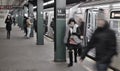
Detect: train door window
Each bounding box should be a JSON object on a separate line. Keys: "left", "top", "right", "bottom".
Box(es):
{"left": 88, "top": 13, "right": 91, "bottom": 29}
{"left": 88, "top": 13, "right": 91, "bottom": 23}
{"left": 110, "top": 20, "right": 120, "bottom": 36}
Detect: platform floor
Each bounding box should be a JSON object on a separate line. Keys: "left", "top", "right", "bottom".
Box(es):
{"left": 0, "top": 26, "right": 114, "bottom": 71}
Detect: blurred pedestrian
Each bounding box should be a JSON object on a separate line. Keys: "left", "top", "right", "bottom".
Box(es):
{"left": 80, "top": 19, "right": 118, "bottom": 71}
{"left": 33, "top": 18, "right": 37, "bottom": 33}
{"left": 77, "top": 18, "right": 84, "bottom": 39}
{"left": 44, "top": 19, "right": 48, "bottom": 35}
{"left": 23, "top": 16, "right": 28, "bottom": 37}
{"left": 50, "top": 18, "right": 55, "bottom": 32}
{"left": 5, "top": 15, "right": 13, "bottom": 39}
{"left": 64, "top": 18, "right": 81, "bottom": 67}
{"left": 26, "top": 17, "right": 32, "bottom": 39}
{"left": 12, "top": 17, "right": 16, "bottom": 26}
{"left": 44, "top": 13, "right": 48, "bottom": 35}
{"left": 77, "top": 18, "right": 85, "bottom": 56}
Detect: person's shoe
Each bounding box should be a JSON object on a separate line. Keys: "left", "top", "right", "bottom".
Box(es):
{"left": 68, "top": 63, "right": 73, "bottom": 67}
{"left": 24, "top": 35, "right": 27, "bottom": 37}
{"left": 26, "top": 37, "right": 30, "bottom": 39}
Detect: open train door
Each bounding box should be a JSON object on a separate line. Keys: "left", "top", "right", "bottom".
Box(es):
{"left": 84, "top": 8, "right": 99, "bottom": 57}
{"left": 84, "top": 8, "right": 98, "bottom": 46}
{"left": 109, "top": 9, "right": 120, "bottom": 70}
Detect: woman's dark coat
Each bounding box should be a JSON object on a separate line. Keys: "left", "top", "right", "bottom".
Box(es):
{"left": 5, "top": 17, "right": 13, "bottom": 31}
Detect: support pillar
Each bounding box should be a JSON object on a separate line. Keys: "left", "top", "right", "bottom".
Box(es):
{"left": 54, "top": 0, "right": 66, "bottom": 62}
{"left": 19, "top": 9, "right": 24, "bottom": 29}
{"left": 24, "top": 6, "right": 28, "bottom": 15}
{"left": 28, "top": 3, "right": 34, "bottom": 37}
{"left": 18, "top": 10, "right": 21, "bottom": 28}
{"left": 37, "top": 0, "right": 44, "bottom": 45}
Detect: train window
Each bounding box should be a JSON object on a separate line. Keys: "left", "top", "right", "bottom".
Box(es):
{"left": 88, "top": 13, "right": 91, "bottom": 23}
{"left": 110, "top": 11, "right": 120, "bottom": 19}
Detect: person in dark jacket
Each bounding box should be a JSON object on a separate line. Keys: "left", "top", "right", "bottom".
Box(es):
{"left": 77, "top": 18, "right": 85, "bottom": 56}
{"left": 23, "top": 16, "right": 28, "bottom": 36}
{"left": 12, "top": 17, "right": 16, "bottom": 26}
{"left": 50, "top": 18, "right": 55, "bottom": 32}
{"left": 44, "top": 13, "right": 48, "bottom": 35}
{"left": 80, "top": 19, "right": 118, "bottom": 71}
{"left": 33, "top": 18, "right": 37, "bottom": 33}
{"left": 5, "top": 15, "right": 13, "bottom": 39}
{"left": 64, "top": 18, "right": 81, "bottom": 67}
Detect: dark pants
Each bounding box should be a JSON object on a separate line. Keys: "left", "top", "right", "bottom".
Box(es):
{"left": 24, "top": 27, "right": 27, "bottom": 36}
{"left": 7, "top": 31, "right": 11, "bottom": 39}
{"left": 68, "top": 46, "right": 78, "bottom": 65}
{"left": 67, "top": 44, "right": 82, "bottom": 65}
{"left": 96, "top": 63, "right": 109, "bottom": 71}
{"left": 77, "top": 44, "right": 82, "bottom": 56}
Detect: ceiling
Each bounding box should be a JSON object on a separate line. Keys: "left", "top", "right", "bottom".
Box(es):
{"left": 28, "top": 0, "right": 86, "bottom": 9}
{"left": 29, "top": 0, "right": 86, "bottom": 6}
{"left": 0, "top": 0, "right": 14, "bottom": 5}
{"left": 0, "top": 0, "right": 24, "bottom": 5}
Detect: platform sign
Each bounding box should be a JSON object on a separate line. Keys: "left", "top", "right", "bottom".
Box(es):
{"left": 110, "top": 11, "right": 120, "bottom": 19}
{"left": 57, "top": 8, "right": 66, "bottom": 19}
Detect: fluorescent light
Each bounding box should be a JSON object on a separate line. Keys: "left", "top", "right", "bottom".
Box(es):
{"left": 94, "top": 5, "right": 110, "bottom": 8}
{"left": 33, "top": 0, "right": 54, "bottom": 9}
{"left": 112, "top": 3, "right": 120, "bottom": 7}
{"left": 33, "top": 6, "right": 37, "bottom": 9}
{"left": 43, "top": 0, "right": 54, "bottom": 6}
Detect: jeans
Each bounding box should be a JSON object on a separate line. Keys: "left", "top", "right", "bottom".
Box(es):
{"left": 7, "top": 31, "right": 11, "bottom": 39}
{"left": 27, "top": 27, "right": 31, "bottom": 38}
{"left": 96, "top": 63, "right": 109, "bottom": 71}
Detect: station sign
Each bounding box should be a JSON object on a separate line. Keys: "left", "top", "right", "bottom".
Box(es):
{"left": 0, "top": 5, "right": 23, "bottom": 10}
{"left": 110, "top": 11, "right": 120, "bottom": 19}
{"left": 57, "top": 8, "right": 66, "bottom": 19}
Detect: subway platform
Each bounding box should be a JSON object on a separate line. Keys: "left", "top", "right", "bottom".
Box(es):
{"left": 0, "top": 26, "right": 113, "bottom": 71}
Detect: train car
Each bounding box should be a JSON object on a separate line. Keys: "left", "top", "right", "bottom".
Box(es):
{"left": 109, "top": 9, "right": 120, "bottom": 70}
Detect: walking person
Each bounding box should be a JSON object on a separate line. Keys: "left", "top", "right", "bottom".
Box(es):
{"left": 5, "top": 15, "right": 13, "bottom": 39}
{"left": 12, "top": 17, "right": 16, "bottom": 26}
{"left": 33, "top": 18, "right": 37, "bottom": 33}
{"left": 77, "top": 18, "right": 85, "bottom": 56}
{"left": 44, "top": 13, "right": 48, "bottom": 35}
{"left": 64, "top": 18, "right": 81, "bottom": 67}
{"left": 23, "top": 16, "right": 28, "bottom": 37}
{"left": 50, "top": 18, "right": 55, "bottom": 32}
{"left": 26, "top": 17, "right": 32, "bottom": 39}
{"left": 80, "top": 19, "right": 118, "bottom": 71}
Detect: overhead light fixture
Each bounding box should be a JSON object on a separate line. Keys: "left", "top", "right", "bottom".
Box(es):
{"left": 33, "top": 0, "right": 54, "bottom": 9}
{"left": 112, "top": 3, "right": 120, "bottom": 7}
{"left": 33, "top": 6, "right": 37, "bottom": 9}
{"left": 43, "top": 0, "right": 54, "bottom": 6}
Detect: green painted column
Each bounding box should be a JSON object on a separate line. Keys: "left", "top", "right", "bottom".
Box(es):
{"left": 54, "top": 0, "right": 66, "bottom": 62}
{"left": 19, "top": 9, "right": 24, "bottom": 29}
{"left": 28, "top": 3, "right": 34, "bottom": 37}
{"left": 18, "top": 10, "right": 21, "bottom": 28}
{"left": 21, "top": 9, "right": 24, "bottom": 29}
{"left": 36, "top": 0, "right": 44, "bottom": 45}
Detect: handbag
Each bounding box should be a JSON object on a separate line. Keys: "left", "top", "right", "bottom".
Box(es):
{"left": 69, "top": 35, "right": 81, "bottom": 45}
{"left": 73, "top": 35, "right": 81, "bottom": 44}
{"left": 69, "top": 38, "right": 77, "bottom": 45}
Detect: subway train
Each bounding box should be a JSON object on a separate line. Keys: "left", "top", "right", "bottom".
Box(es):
{"left": 42, "top": 1, "right": 120, "bottom": 70}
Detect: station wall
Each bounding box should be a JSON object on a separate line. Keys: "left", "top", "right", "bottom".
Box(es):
{"left": 0, "top": 10, "right": 9, "bottom": 28}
